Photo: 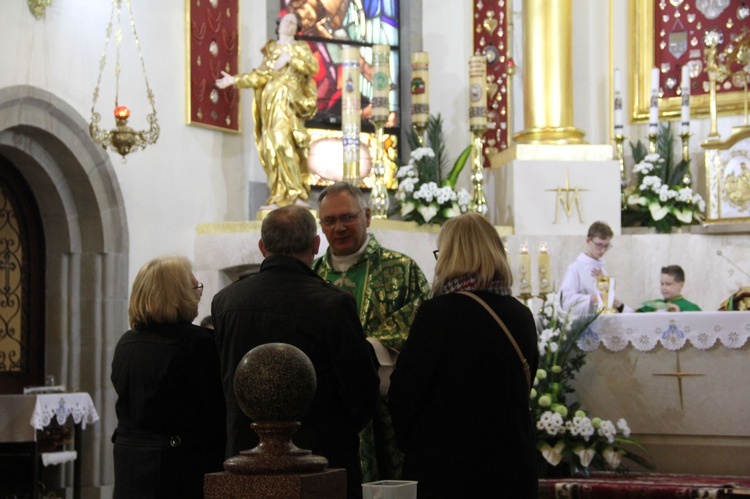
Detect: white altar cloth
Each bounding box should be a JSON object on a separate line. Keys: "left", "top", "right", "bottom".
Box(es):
{"left": 576, "top": 311, "right": 750, "bottom": 352}
{"left": 0, "top": 392, "right": 99, "bottom": 443}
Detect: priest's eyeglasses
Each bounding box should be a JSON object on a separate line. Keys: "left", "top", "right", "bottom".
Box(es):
{"left": 592, "top": 242, "right": 612, "bottom": 250}
{"left": 320, "top": 209, "right": 363, "bottom": 228}
{"left": 193, "top": 282, "right": 204, "bottom": 295}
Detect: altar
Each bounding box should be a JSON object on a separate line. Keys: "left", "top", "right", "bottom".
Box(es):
{"left": 570, "top": 311, "right": 750, "bottom": 476}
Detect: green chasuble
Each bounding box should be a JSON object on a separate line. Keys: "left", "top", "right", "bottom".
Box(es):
{"left": 312, "top": 234, "right": 431, "bottom": 350}
{"left": 637, "top": 295, "right": 701, "bottom": 312}
{"left": 312, "top": 234, "right": 431, "bottom": 482}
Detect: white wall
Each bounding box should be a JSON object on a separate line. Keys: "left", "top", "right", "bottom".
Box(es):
{"left": 0, "top": 1, "right": 263, "bottom": 288}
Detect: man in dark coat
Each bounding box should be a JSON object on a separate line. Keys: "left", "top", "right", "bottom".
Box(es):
{"left": 212, "top": 205, "right": 379, "bottom": 499}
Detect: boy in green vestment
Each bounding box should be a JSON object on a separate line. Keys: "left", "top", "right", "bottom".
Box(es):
{"left": 637, "top": 265, "right": 701, "bottom": 312}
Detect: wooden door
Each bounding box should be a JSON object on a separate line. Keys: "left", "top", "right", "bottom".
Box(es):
{"left": 0, "top": 157, "right": 45, "bottom": 394}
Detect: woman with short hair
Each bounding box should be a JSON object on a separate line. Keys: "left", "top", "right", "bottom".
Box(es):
{"left": 389, "top": 213, "right": 539, "bottom": 498}
{"left": 111, "top": 256, "right": 225, "bottom": 499}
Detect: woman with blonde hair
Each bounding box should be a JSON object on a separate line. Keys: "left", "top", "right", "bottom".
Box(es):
{"left": 111, "top": 256, "right": 225, "bottom": 499}
{"left": 388, "top": 213, "right": 539, "bottom": 498}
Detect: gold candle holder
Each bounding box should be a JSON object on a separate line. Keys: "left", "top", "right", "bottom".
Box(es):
{"left": 469, "top": 129, "right": 488, "bottom": 215}
{"left": 614, "top": 134, "right": 626, "bottom": 184}
{"left": 680, "top": 131, "right": 691, "bottom": 187}
{"left": 412, "top": 122, "right": 427, "bottom": 146}
{"left": 370, "top": 123, "right": 389, "bottom": 219}
{"left": 648, "top": 133, "right": 658, "bottom": 155}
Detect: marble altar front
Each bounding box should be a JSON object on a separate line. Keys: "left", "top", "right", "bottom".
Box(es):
{"left": 572, "top": 312, "right": 750, "bottom": 476}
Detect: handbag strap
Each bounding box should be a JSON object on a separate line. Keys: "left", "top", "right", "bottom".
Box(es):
{"left": 457, "top": 291, "right": 531, "bottom": 389}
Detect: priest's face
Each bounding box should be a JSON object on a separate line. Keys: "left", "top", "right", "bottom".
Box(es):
{"left": 319, "top": 191, "right": 371, "bottom": 256}
{"left": 660, "top": 273, "right": 684, "bottom": 300}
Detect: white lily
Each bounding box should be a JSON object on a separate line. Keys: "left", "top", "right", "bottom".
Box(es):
{"left": 672, "top": 207, "right": 693, "bottom": 224}
{"left": 418, "top": 203, "right": 438, "bottom": 223}
{"left": 540, "top": 440, "right": 566, "bottom": 466}
{"left": 602, "top": 446, "right": 624, "bottom": 469}
{"left": 573, "top": 445, "right": 596, "bottom": 467}
{"left": 400, "top": 200, "right": 416, "bottom": 217}
{"left": 648, "top": 201, "right": 669, "bottom": 221}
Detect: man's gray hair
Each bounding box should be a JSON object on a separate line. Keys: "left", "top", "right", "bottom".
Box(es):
{"left": 318, "top": 182, "right": 369, "bottom": 209}
{"left": 261, "top": 206, "right": 317, "bottom": 256}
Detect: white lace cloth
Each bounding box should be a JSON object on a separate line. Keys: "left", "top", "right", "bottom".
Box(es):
{"left": 575, "top": 311, "right": 750, "bottom": 352}
{"left": 29, "top": 392, "right": 100, "bottom": 430}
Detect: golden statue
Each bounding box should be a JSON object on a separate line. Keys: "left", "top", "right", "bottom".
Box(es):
{"left": 217, "top": 13, "right": 318, "bottom": 209}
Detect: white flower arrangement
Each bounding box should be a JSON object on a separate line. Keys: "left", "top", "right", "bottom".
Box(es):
{"left": 395, "top": 115, "right": 473, "bottom": 225}
{"left": 623, "top": 126, "right": 705, "bottom": 233}
{"left": 395, "top": 148, "right": 470, "bottom": 225}
{"left": 532, "top": 292, "right": 653, "bottom": 476}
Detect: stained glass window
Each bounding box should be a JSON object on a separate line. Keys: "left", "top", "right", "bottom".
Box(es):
{"left": 280, "top": 0, "right": 400, "bottom": 185}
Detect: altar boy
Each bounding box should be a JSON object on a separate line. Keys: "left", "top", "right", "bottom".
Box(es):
{"left": 637, "top": 265, "right": 701, "bottom": 312}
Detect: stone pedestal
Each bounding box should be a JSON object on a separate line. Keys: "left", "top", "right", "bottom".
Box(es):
{"left": 489, "top": 144, "right": 621, "bottom": 235}
{"left": 204, "top": 469, "right": 346, "bottom": 499}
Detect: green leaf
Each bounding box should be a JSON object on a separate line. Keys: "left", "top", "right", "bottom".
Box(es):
{"left": 629, "top": 140, "right": 648, "bottom": 165}
{"left": 444, "top": 145, "right": 472, "bottom": 188}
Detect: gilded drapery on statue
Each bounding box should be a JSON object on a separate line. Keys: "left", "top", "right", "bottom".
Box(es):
{"left": 218, "top": 13, "right": 318, "bottom": 208}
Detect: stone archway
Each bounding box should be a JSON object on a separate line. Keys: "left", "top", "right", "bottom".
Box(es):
{"left": 0, "top": 85, "right": 128, "bottom": 494}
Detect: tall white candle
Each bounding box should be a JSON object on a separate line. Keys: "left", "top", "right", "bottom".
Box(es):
{"left": 342, "top": 46, "right": 361, "bottom": 182}
{"left": 468, "top": 55, "right": 488, "bottom": 131}
{"left": 411, "top": 52, "right": 429, "bottom": 127}
{"left": 371, "top": 45, "right": 390, "bottom": 123}
{"left": 681, "top": 65, "right": 691, "bottom": 134}
{"left": 614, "top": 68, "right": 623, "bottom": 133}
{"left": 649, "top": 67, "right": 659, "bottom": 134}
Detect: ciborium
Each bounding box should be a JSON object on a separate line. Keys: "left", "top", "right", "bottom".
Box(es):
{"left": 596, "top": 275, "right": 617, "bottom": 314}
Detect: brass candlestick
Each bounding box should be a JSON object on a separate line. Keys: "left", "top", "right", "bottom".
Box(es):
{"left": 648, "top": 133, "right": 658, "bottom": 155}
{"left": 679, "top": 131, "right": 691, "bottom": 187}
{"left": 614, "top": 133, "right": 626, "bottom": 185}
{"left": 370, "top": 122, "right": 389, "bottom": 219}
{"left": 469, "top": 129, "right": 488, "bottom": 215}
{"left": 412, "top": 122, "right": 427, "bottom": 147}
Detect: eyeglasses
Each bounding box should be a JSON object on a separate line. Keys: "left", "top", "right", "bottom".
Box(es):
{"left": 433, "top": 250, "right": 439, "bottom": 260}
{"left": 591, "top": 241, "right": 612, "bottom": 251}
{"left": 320, "top": 209, "right": 363, "bottom": 228}
{"left": 193, "top": 282, "right": 204, "bottom": 295}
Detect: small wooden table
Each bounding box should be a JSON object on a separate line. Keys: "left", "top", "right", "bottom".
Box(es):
{"left": 0, "top": 392, "right": 99, "bottom": 499}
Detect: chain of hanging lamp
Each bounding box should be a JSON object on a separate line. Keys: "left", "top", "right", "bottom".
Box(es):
{"left": 89, "top": 0, "right": 159, "bottom": 159}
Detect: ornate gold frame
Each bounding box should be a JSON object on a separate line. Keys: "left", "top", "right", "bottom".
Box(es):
{"left": 629, "top": 0, "right": 748, "bottom": 123}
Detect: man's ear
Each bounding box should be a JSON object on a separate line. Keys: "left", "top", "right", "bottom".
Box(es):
{"left": 364, "top": 207, "right": 372, "bottom": 228}
{"left": 259, "top": 239, "right": 268, "bottom": 257}
{"left": 312, "top": 235, "right": 321, "bottom": 256}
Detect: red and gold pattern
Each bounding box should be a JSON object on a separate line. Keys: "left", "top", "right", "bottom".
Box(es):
{"left": 472, "top": 0, "right": 510, "bottom": 167}
{"left": 187, "top": 0, "right": 240, "bottom": 132}
{"left": 655, "top": 0, "right": 750, "bottom": 101}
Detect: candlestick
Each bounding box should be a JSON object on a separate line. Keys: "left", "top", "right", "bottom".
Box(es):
{"left": 538, "top": 242, "right": 553, "bottom": 295}
{"left": 680, "top": 65, "right": 690, "bottom": 134}
{"left": 411, "top": 52, "right": 429, "bottom": 144}
{"left": 649, "top": 67, "right": 660, "bottom": 135}
{"left": 614, "top": 134, "right": 626, "bottom": 184}
{"left": 519, "top": 244, "right": 532, "bottom": 297}
{"left": 342, "top": 46, "right": 361, "bottom": 184}
{"left": 370, "top": 45, "right": 390, "bottom": 218}
{"left": 613, "top": 68, "right": 624, "bottom": 134}
{"left": 680, "top": 131, "right": 691, "bottom": 186}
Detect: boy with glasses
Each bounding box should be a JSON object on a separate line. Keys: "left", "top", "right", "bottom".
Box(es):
{"left": 560, "top": 221, "right": 630, "bottom": 315}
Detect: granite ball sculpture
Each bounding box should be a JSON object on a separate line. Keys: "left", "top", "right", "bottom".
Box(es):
{"left": 223, "top": 342, "right": 329, "bottom": 474}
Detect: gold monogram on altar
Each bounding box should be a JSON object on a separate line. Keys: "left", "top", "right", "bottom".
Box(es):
{"left": 596, "top": 275, "right": 617, "bottom": 314}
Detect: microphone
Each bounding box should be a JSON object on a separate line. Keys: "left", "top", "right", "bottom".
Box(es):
{"left": 716, "top": 250, "right": 750, "bottom": 280}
